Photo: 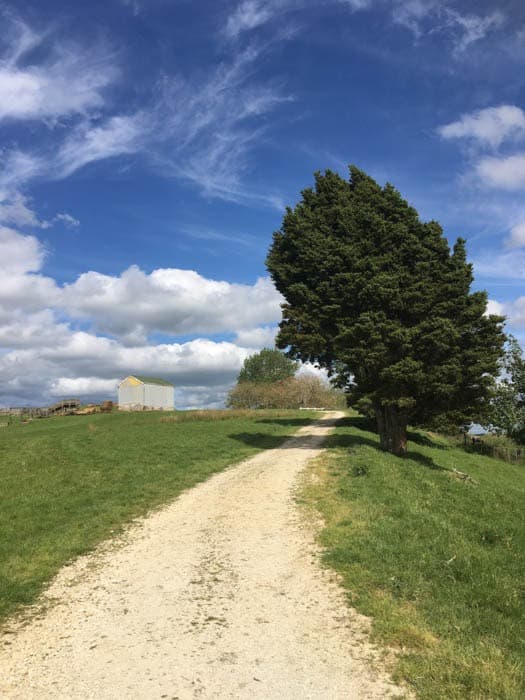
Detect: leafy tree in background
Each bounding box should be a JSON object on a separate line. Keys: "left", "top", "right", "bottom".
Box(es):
{"left": 237, "top": 348, "right": 297, "bottom": 384}
{"left": 227, "top": 375, "right": 345, "bottom": 409}
{"left": 266, "top": 166, "right": 506, "bottom": 455}
{"left": 491, "top": 336, "right": 525, "bottom": 443}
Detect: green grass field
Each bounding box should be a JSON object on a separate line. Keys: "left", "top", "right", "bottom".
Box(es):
{"left": 0, "top": 409, "right": 315, "bottom": 623}
{"left": 302, "top": 415, "right": 525, "bottom": 699}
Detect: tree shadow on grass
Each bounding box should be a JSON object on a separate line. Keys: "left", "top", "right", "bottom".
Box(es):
{"left": 408, "top": 430, "right": 449, "bottom": 451}
{"left": 255, "top": 418, "right": 316, "bottom": 427}
{"left": 230, "top": 427, "right": 446, "bottom": 472}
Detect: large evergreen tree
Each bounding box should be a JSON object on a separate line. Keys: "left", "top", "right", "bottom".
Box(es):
{"left": 266, "top": 166, "right": 506, "bottom": 455}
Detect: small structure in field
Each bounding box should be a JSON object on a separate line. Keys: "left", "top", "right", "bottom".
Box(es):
{"left": 118, "top": 376, "right": 174, "bottom": 411}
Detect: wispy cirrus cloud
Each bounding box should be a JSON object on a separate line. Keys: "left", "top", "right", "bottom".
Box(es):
{"left": 225, "top": 0, "right": 505, "bottom": 54}
{"left": 224, "top": 0, "right": 276, "bottom": 39}
{"left": 0, "top": 38, "right": 290, "bottom": 208}
{"left": 0, "top": 14, "right": 118, "bottom": 123}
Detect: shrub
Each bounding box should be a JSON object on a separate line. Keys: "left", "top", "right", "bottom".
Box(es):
{"left": 227, "top": 375, "right": 346, "bottom": 410}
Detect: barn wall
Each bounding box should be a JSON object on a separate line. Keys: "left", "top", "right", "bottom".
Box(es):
{"left": 143, "top": 384, "right": 174, "bottom": 410}
{"left": 118, "top": 383, "right": 145, "bottom": 410}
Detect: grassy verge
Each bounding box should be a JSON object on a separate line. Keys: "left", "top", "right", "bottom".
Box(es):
{"left": 302, "top": 414, "right": 524, "bottom": 699}
{"left": 1, "top": 409, "right": 315, "bottom": 623}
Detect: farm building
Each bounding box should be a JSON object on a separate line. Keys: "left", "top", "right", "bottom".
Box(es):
{"left": 118, "top": 376, "right": 174, "bottom": 411}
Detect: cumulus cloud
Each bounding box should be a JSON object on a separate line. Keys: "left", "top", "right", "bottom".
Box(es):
{"left": 487, "top": 297, "right": 525, "bottom": 328}
{"left": 438, "top": 106, "right": 525, "bottom": 191}
{"left": 438, "top": 105, "right": 525, "bottom": 149}
{"left": 505, "top": 220, "right": 525, "bottom": 249}
{"left": 0, "top": 226, "right": 283, "bottom": 407}
{"left": 49, "top": 376, "right": 120, "bottom": 397}
{"left": 0, "top": 334, "right": 252, "bottom": 406}
{"left": 62, "top": 267, "right": 282, "bottom": 340}
{"left": 486, "top": 299, "right": 506, "bottom": 316}
{"left": 0, "top": 309, "right": 69, "bottom": 349}
{"left": 234, "top": 325, "right": 278, "bottom": 347}
{"left": 0, "top": 225, "right": 46, "bottom": 274}
{"left": 475, "top": 153, "right": 525, "bottom": 190}
{"left": 0, "top": 190, "right": 80, "bottom": 229}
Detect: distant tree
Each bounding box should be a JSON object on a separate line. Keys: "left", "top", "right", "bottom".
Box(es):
{"left": 490, "top": 336, "right": 525, "bottom": 443}
{"left": 227, "top": 375, "right": 346, "bottom": 409}
{"left": 237, "top": 348, "right": 297, "bottom": 384}
{"left": 266, "top": 166, "right": 506, "bottom": 455}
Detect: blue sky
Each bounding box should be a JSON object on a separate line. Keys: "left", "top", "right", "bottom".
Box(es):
{"left": 1, "top": 0, "right": 524, "bottom": 407}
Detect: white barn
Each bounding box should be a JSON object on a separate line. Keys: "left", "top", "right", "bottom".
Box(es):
{"left": 118, "top": 376, "right": 174, "bottom": 411}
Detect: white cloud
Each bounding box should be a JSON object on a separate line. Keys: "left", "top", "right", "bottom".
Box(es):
{"left": 474, "top": 249, "right": 525, "bottom": 279}
{"left": 52, "top": 213, "right": 80, "bottom": 228}
{"left": 0, "top": 191, "right": 41, "bottom": 227}
{"left": 62, "top": 266, "right": 282, "bottom": 340}
{"left": 438, "top": 105, "right": 525, "bottom": 149}
{"left": 296, "top": 361, "right": 330, "bottom": 382}
{"left": 475, "top": 153, "right": 525, "bottom": 190}
{"left": 0, "top": 41, "right": 288, "bottom": 208}
{"left": 0, "top": 225, "right": 45, "bottom": 274}
{"left": 391, "top": 0, "right": 438, "bottom": 36}
{"left": 153, "top": 48, "right": 291, "bottom": 204}
{"left": 487, "top": 297, "right": 525, "bottom": 328}
{"left": 0, "top": 150, "right": 43, "bottom": 191}
{"left": 224, "top": 0, "right": 505, "bottom": 55}
{"left": 486, "top": 299, "right": 506, "bottom": 316}
{"left": 225, "top": 1, "right": 275, "bottom": 38}
{"left": 234, "top": 325, "right": 278, "bottom": 347}
{"left": 0, "top": 308, "right": 69, "bottom": 349}
{"left": 49, "top": 377, "right": 120, "bottom": 397}
{"left": 506, "top": 220, "right": 525, "bottom": 249}
{"left": 0, "top": 190, "right": 80, "bottom": 229}
{"left": 507, "top": 297, "right": 525, "bottom": 327}
{"left": 0, "top": 16, "right": 117, "bottom": 123}
{"left": 55, "top": 114, "right": 147, "bottom": 178}
{"left": 0, "top": 226, "right": 283, "bottom": 406}
{"left": 445, "top": 9, "right": 504, "bottom": 53}
{"left": 0, "top": 335, "right": 253, "bottom": 406}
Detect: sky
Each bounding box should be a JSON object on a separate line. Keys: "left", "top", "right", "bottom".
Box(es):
{"left": 1, "top": 0, "right": 524, "bottom": 408}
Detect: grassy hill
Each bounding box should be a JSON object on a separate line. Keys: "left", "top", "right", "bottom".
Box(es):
{"left": 0, "top": 409, "right": 315, "bottom": 623}
{"left": 302, "top": 415, "right": 525, "bottom": 699}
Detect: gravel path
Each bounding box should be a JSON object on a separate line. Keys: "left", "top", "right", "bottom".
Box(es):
{"left": 1, "top": 412, "right": 404, "bottom": 699}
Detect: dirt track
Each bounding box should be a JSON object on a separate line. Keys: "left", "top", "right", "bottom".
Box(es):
{"left": 0, "top": 412, "right": 404, "bottom": 699}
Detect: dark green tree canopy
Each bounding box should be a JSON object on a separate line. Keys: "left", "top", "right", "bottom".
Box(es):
{"left": 237, "top": 348, "right": 297, "bottom": 384}
{"left": 266, "top": 166, "right": 506, "bottom": 454}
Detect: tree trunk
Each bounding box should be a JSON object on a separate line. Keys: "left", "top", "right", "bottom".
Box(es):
{"left": 375, "top": 403, "right": 408, "bottom": 456}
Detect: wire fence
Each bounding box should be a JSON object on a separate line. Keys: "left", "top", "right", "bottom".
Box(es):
{"left": 465, "top": 440, "right": 525, "bottom": 465}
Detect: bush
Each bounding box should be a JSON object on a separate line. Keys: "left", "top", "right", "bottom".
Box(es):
{"left": 227, "top": 375, "right": 346, "bottom": 410}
